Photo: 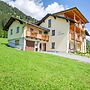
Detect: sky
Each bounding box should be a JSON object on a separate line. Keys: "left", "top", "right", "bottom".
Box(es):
{"left": 1, "top": 0, "right": 90, "bottom": 40}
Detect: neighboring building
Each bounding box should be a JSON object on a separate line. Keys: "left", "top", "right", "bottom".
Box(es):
{"left": 4, "top": 17, "right": 49, "bottom": 51}
{"left": 4, "top": 7, "right": 90, "bottom": 53}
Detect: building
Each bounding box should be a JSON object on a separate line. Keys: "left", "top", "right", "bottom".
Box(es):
{"left": 4, "top": 7, "right": 90, "bottom": 53}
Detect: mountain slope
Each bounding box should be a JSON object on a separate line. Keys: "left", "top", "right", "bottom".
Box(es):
{"left": 0, "top": 0, "right": 37, "bottom": 37}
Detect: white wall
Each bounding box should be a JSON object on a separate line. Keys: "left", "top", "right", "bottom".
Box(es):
{"left": 8, "top": 20, "right": 25, "bottom": 50}
{"left": 8, "top": 20, "right": 25, "bottom": 40}
{"left": 81, "top": 38, "right": 86, "bottom": 53}
{"left": 40, "top": 16, "right": 70, "bottom": 53}
{"left": 8, "top": 38, "right": 24, "bottom": 50}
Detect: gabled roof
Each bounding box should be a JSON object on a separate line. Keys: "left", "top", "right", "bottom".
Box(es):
{"left": 3, "top": 17, "right": 50, "bottom": 31}
{"left": 53, "top": 7, "right": 89, "bottom": 23}
{"left": 37, "top": 14, "right": 75, "bottom": 25}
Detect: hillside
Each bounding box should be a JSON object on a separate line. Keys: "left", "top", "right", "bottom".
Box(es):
{"left": 0, "top": 0, "right": 37, "bottom": 37}
{"left": 0, "top": 38, "right": 90, "bottom": 90}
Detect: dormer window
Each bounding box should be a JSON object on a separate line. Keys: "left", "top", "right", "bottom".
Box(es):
{"left": 48, "top": 19, "right": 51, "bottom": 28}
{"left": 16, "top": 27, "right": 19, "bottom": 33}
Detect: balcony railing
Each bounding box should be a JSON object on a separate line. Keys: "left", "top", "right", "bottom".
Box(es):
{"left": 69, "top": 33, "right": 83, "bottom": 42}
{"left": 26, "top": 31, "right": 49, "bottom": 41}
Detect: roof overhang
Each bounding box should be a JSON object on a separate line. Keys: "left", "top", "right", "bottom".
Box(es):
{"left": 85, "top": 30, "right": 90, "bottom": 36}
{"left": 3, "top": 17, "right": 50, "bottom": 31}
{"left": 53, "top": 7, "right": 89, "bottom": 24}
{"left": 3, "top": 17, "right": 24, "bottom": 31}
{"left": 37, "top": 14, "right": 75, "bottom": 25}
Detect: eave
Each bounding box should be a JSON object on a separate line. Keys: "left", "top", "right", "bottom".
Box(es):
{"left": 37, "top": 14, "right": 75, "bottom": 25}
{"left": 3, "top": 17, "right": 50, "bottom": 32}
{"left": 53, "top": 7, "right": 89, "bottom": 24}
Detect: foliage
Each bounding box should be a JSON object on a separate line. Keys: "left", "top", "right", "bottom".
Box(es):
{"left": 0, "top": 38, "right": 90, "bottom": 90}
{"left": 0, "top": 0, "right": 37, "bottom": 38}
{"left": 44, "top": 31, "right": 48, "bottom": 34}
{"left": 86, "top": 40, "right": 90, "bottom": 54}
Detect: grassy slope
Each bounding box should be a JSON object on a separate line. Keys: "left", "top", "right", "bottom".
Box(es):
{"left": 0, "top": 38, "right": 90, "bottom": 90}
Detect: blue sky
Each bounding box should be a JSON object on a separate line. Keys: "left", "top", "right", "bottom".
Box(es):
{"left": 42, "top": 0, "right": 90, "bottom": 32}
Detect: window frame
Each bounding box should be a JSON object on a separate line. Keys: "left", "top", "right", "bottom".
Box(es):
{"left": 16, "top": 27, "right": 19, "bottom": 33}
{"left": 48, "top": 19, "right": 51, "bottom": 28}
{"left": 52, "top": 30, "right": 55, "bottom": 36}
{"left": 15, "top": 40, "right": 19, "bottom": 46}
{"left": 51, "top": 42, "right": 55, "bottom": 49}
{"left": 30, "top": 28, "right": 33, "bottom": 32}
{"left": 22, "top": 26, "right": 24, "bottom": 33}
{"left": 39, "top": 31, "right": 42, "bottom": 34}
{"left": 10, "top": 29, "right": 13, "bottom": 35}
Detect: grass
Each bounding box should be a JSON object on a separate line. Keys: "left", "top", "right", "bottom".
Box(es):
{"left": 0, "top": 38, "right": 90, "bottom": 90}
{"left": 75, "top": 51, "right": 90, "bottom": 58}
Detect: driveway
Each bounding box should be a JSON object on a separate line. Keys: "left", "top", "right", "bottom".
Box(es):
{"left": 42, "top": 51, "right": 90, "bottom": 63}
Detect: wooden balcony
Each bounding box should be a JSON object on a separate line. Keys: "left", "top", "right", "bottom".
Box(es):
{"left": 70, "top": 24, "right": 84, "bottom": 33}
{"left": 26, "top": 31, "right": 49, "bottom": 41}
{"left": 69, "top": 33, "right": 83, "bottom": 42}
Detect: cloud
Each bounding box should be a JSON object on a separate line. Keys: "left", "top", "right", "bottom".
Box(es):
{"left": 1, "top": 0, "right": 65, "bottom": 20}
{"left": 45, "top": 2, "right": 64, "bottom": 14}
{"left": 87, "top": 36, "right": 90, "bottom": 41}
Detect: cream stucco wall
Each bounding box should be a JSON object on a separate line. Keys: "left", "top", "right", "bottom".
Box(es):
{"left": 40, "top": 16, "right": 70, "bottom": 53}
{"left": 81, "top": 38, "right": 86, "bottom": 53}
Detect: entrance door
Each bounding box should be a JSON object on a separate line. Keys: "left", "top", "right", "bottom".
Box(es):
{"left": 43, "top": 43, "right": 46, "bottom": 51}
{"left": 26, "top": 40, "right": 35, "bottom": 51}
{"left": 40, "top": 43, "right": 42, "bottom": 51}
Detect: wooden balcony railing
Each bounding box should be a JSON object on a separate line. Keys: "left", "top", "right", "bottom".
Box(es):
{"left": 26, "top": 31, "right": 49, "bottom": 41}
{"left": 69, "top": 33, "right": 83, "bottom": 42}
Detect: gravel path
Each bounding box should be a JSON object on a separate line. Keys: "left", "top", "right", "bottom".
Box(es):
{"left": 42, "top": 52, "right": 90, "bottom": 63}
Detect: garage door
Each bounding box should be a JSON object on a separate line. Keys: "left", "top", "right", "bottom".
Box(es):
{"left": 26, "top": 40, "right": 35, "bottom": 51}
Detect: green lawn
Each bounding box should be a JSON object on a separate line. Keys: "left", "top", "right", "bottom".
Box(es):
{"left": 0, "top": 38, "right": 90, "bottom": 90}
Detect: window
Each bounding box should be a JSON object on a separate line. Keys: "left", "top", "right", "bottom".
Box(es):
{"left": 52, "top": 30, "right": 55, "bottom": 36}
{"left": 52, "top": 42, "right": 55, "bottom": 49}
{"left": 22, "top": 26, "right": 24, "bottom": 33}
{"left": 15, "top": 40, "right": 19, "bottom": 45}
{"left": 39, "top": 31, "right": 42, "bottom": 34}
{"left": 16, "top": 27, "right": 19, "bottom": 33}
{"left": 48, "top": 19, "right": 51, "bottom": 28}
{"left": 30, "top": 28, "right": 33, "bottom": 32}
{"left": 10, "top": 29, "right": 13, "bottom": 35}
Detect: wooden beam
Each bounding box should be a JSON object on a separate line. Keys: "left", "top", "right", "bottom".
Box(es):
{"left": 73, "top": 13, "right": 76, "bottom": 52}
{"left": 73, "top": 10, "right": 85, "bottom": 23}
